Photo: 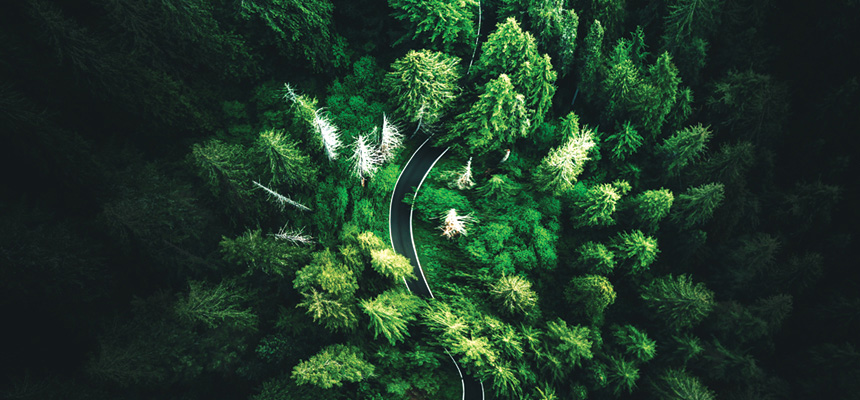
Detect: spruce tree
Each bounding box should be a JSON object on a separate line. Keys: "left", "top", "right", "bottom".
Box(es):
{"left": 641, "top": 274, "right": 715, "bottom": 330}
{"left": 447, "top": 74, "right": 530, "bottom": 154}
{"left": 571, "top": 182, "right": 623, "bottom": 227}
{"left": 388, "top": 0, "right": 479, "bottom": 51}
{"left": 291, "top": 344, "right": 375, "bottom": 389}
{"left": 534, "top": 113, "right": 596, "bottom": 194}
{"left": 629, "top": 188, "right": 674, "bottom": 231}
{"left": 610, "top": 230, "right": 659, "bottom": 275}
{"left": 489, "top": 275, "right": 539, "bottom": 315}
{"left": 657, "top": 124, "right": 712, "bottom": 177}
{"left": 565, "top": 275, "right": 617, "bottom": 321}
{"left": 671, "top": 183, "right": 725, "bottom": 228}
{"left": 385, "top": 50, "right": 461, "bottom": 126}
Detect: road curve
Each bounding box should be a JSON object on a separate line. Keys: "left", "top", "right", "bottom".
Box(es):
{"left": 389, "top": 138, "right": 487, "bottom": 400}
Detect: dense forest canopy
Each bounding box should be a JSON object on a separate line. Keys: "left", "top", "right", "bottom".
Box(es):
{"left": 0, "top": 0, "right": 858, "bottom": 399}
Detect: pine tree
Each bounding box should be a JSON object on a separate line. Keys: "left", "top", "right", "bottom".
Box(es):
{"left": 385, "top": 50, "right": 461, "bottom": 126}
{"left": 349, "top": 133, "right": 381, "bottom": 181}
{"left": 296, "top": 289, "right": 358, "bottom": 332}
{"left": 291, "top": 344, "right": 375, "bottom": 389}
{"left": 671, "top": 183, "right": 725, "bottom": 228}
{"left": 388, "top": 0, "right": 479, "bottom": 51}
{"left": 696, "top": 141, "right": 755, "bottom": 188}
{"left": 576, "top": 242, "right": 616, "bottom": 275}
{"left": 545, "top": 319, "right": 594, "bottom": 370}
{"left": 641, "top": 274, "right": 715, "bottom": 330}
{"left": 359, "top": 290, "right": 421, "bottom": 345}
{"left": 565, "top": 275, "right": 617, "bottom": 321}
{"left": 654, "top": 369, "right": 715, "bottom": 400}
{"left": 174, "top": 280, "right": 258, "bottom": 331}
{"left": 610, "top": 230, "right": 659, "bottom": 274}
{"left": 370, "top": 248, "right": 415, "bottom": 281}
{"left": 378, "top": 114, "right": 404, "bottom": 162}
{"left": 452, "top": 334, "right": 498, "bottom": 369}
{"left": 220, "top": 229, "right": 309, "bottom": 276}
{"left": 630, "top": 188, "right": 674, "bottom": 231}
{"left": 476, "top": 174, "right": 520, "bottom": 200}
{"left": 707, "top": 70, "right": 790, "bottom": 143}
{"left": 448, "top": 74, "right": 530, "bottom": 154}
{"left": 254, "top": 129, "right": 316, "bottom": 187}
{"left": 527, "top": 0, "right": 579, "bottom": 75}
{"left": 535, "top": 114, "right": 596, "bottom": 194}
{"left": 606, "top": 356, "right": 639, "bottom": 396}
{"left": 571, "top": 182, "right": 623, "bottom": 227}
{"left": 294, "top": 249, "right": 358, "bottom": 298}
{"left": 605, "top": 121, "right": 644, "bottom": 161}
{"left": 613, "top": 325, "right": 657, "bottom": 362}
{"left": 579, "top": 20, "right": 606, "bottom": 99}
{"left": 489, "top": 275, "right": 539, "bottom": 315}
{"left": 657, "top": 124, "right": 712, "bottom": 177}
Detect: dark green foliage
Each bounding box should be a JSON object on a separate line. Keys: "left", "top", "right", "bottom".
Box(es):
{"left": 571, "top": 182, "right": 623, "bottom": 228}
{"left": 605, "top": 121, "right": 643, "bottom": 161}
{"left": 527, "top": 0, "right": 579, "bottom": 75}
{"left": 220, "top": 230, "right": 309, "bottom": 276}
{"left": 174, "top": 280, "right": 258, "bottom": 331}
{"left": 239, "top": 0, "right": 347, "bottom": 71}
{"left": 545, "top": 319, "right": 594, "bottom": 372}
{"left": 613, "top": 325, "right": 657, "bottom": 362}
{"left": 254, "top": 129, "right": 317, "bottom": 188}
{"left": 653, "top": 369, "right": 716, "bottom": 400}
{"left": 448, "top": 74, "right": 530, "bottom": 155}
{"left": 707, "top": 70, "right": 790, "bottom": 142}
{"left": 657, "top": 124, "right": 712, "bottom": 177}
{"left": 291, "top": 344, "right": 375, "bottom": 389}
{"left": 641, "top": 274, "right": 715, "bottom": 330}
{"left": 671, "top": 183, "right": 725, "bottom": 228}
{"left": 629, "top": 188, "right": 674, "bottom": 231}
{"left": 606, "top": 356, "right": 639, "bottom": 395}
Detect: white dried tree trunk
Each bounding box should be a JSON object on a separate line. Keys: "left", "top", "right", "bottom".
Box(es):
{"left": 440, "top": 209, "right": 475, "bottom": 239}
{"left": 253, "top": 181, "right": 311, "bottom": 212}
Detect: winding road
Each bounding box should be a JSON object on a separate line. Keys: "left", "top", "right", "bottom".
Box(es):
{"left": 389, "top": 138, "right": 486, "bottom": 400}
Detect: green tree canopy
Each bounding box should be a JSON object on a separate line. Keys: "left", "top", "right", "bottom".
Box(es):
{"left": 641, "top": 274, "right": 715, "bottom": 330}
{"left": 489, "top": 275, "right": 539, "bottom": 315}
{"left": 359, "top": 290, "right": 422, "bottom": 345}
{"left": 385, "top": 49, "right": 461, "bottom": 125}
{"left": 447, "top": 74, "right": 530, "bottom": 154}
{"left": 565, "top": 275, "right": 617, "bottom": 321}
{"left": 388, "top": 0, "right": 479, "bottom": 52}
{"left": 291, "top": 344, "right": 375, "bottom": 389}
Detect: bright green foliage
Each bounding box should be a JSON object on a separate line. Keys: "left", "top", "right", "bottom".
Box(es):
{"left": 645, "top": 52, "right": 683, "bottom": 134}
{"left": 576, "top": 242, "right": 616, "bottom": 275}
{"left": 174, "top": 280, "right": 258, "bottom": 331}
{"left": 476, "top": 174, "right": 521, "bottom": 200}
{"left": 359, "top": 290, "right": 422, "bottom": 345}
{"left": 473, "top": 18, "right": 557, "bottom": 126}
{"left": 630, "top": 189, "right": 674, "bottom": 230}
{"left": 489, "top": 275, "right": 539, "bottom": 315}
{"left": 613, "top": 325, "right": 656, "bottom": 362}
{"left": 572, "top": 182, "right": 623, "bottom": 227}
{"left": 239, "top": 0, "right": 346, "bottom": 71}
{"left": 606, "top": 356, "right": 639, "bottom": 396}
{"left": 565, "top": 275, "right": 617, "bottom": 321}
{"left": 356, "top": 231, "right": 387, "bottom": 254}
{"left": 452, "top": 334, "right": 498, "bottom": 369}
{"left": 546, "top": 319, "right": 594, "bottom": 369}
{"left": 370, "top": 248, "right": 416, "bottom": 281}
{"left": 655, "top": 369, "right": 716, "bottom": 400}
{"left": 294, "top": 249, "right": 358, "bottom": 298}
{"left": 296, "top": 289, "right": 358, "bottom": 332}
{"left": 388, "top": 0, "right": 478, "bottom": 51}
{"left": 579, "top": 20, "right": 606, "bottom": 99}
{"left": 489, "top": 361, "right": 522, "bottom": 398}
{"left": 658, "top": 124, "right": 712, "bottom": 177}
{"left": 220, "top": 230, "right": 308, "bottom": 276}
{"left": 254, "top": 129, "right": 316, "bottom": 188}
{"left": 448, "top": 74, "right": 530, "bottom": 154}
{"left": 610, "top": 230, "right": 659, "bottom": 274}
{"left": 671, "top": 183, "right": 725, "bottom": 228}
{"left": 605, "top": 121, "right": 643, "bottom": 161}
{"left": 412, "top": 184, "right": 472, "bottom": 223}
{"left": 528, "top": 0, "right": 579, "bottom": 75}
{"left": 422, "top": 301, "right": 469, "bottom": 341}
{"left": 535, "top": 114, "right": 596, "bottom": 194}
{"left": 642, "top": 274, "right": 715, "bottom": 330}
{"left": 707, "top": 70, "right": 790, "bottom": 142}
{"left": 385, "top": 50, "right": 461, "bottom": 125}
{"left": 291, "top": 344, "right": 375, "bottom": 389}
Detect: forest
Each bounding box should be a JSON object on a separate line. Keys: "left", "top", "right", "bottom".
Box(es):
{"left": 0, "top": 0, "right": 857, "bottom": 399}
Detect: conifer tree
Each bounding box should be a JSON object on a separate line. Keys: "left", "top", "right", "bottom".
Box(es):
{"left": 385, "top": 50, "right": 461, "bottom": 126}
{"left": 489, "top": 275, "right": 539, "bottom": 315}
{"left": 174, "top": 280, "right": 258, "bottom": 331}
{"left": 571, "top": 182, "right": 623, "bottom": 227}
{"left": 388, "top": 0, "right": 479, "bottom": 51}
{"left": 535, "top": 114, "right": 596, "bottom": 194}
{"left": 349, "top": 133, "right": 381, "bottom": 181}
{"left": 476, "top": 174, "right": 521, "bottom": 200}
{"left": 294, "top": 249, "right": 358, "bottom": 298}
{"left": 641, "top": 274, "right": 715, "bottom": 330}
{"left": 576, "top": 242, "right": 616, "bottom": 275}
{"left": 527, "top": 0, "right": 579, "bottom": 75}
{"left": 654, "top": 369, "right": 715, "bottom": 400}
{"left": 370, "top": 248, "right": 415, "bottom": 281}
{"left": 447, "top": 157, "right": 475, "bottom": 190}
{"left": 671, "top": 183, "right": 725, "bottom": 228}
{"left": 296, "top": 289, "right": 358, "bottom": 333}
{"left": 605, "top": 121, "right": 643, "bottom": 161}
{"left": 579, "top": 20, "right": 606, "bottom": 99}
{"left": 697, "top": 141, "right": 755, "bottom": 188}
{"left": 629, "top": 189, "right": 674, "bottom": 231}
{"left": 254, "top": 129, "right": 316, "bottom": 187}
{"left": 566, "top": 275, "right": 617, "bottom": 321}
{"left": 662, "top": 0, "right": 722, "bottom": 51}
{"left": 359, "top": 290, "right": 421, "bottom": 345}
{"left": 378, "top": 114, "right": 404, "bottom": 162}
{"left": 291, "top": 344, "right": 375, "bottom": 389}
{"left": 657, "top": 124, "right": 712, "bottom": 177}
{"left": 606, "top": 356, "right": 639, "bottom": 396}
{"left": 613, "top": 325, "right": 656, "bottom": 362}
{"left": 545, "top": 319, "right": 594, "bottom": 370}
{"left": 610, "top": 230, "right": 659, "bottom": 274}
{"left": 220, "top": 229, "right": 309, "bottom": 276}
{"left": 448, "top": 74, "right": 530, "bottom": 154}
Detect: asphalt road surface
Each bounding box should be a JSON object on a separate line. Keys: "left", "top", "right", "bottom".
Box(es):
{"left": 389, "top": 138, "right": 486, "bottom": 400}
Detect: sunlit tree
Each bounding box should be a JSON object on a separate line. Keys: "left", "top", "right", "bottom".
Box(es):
{"left": 385, "top": 50, "right": 461, "bottom": 126}
{"left": 291, "top": 344, "right": 374, "bottom": 388}
{"left": 641, "top": 274, "right": 715, "bottom": 330}
{"left": 489, "top": 275, "right": 538, "bottom": 315}
{"left": 535, "top": 114, "right": 596, "bottom": 194}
